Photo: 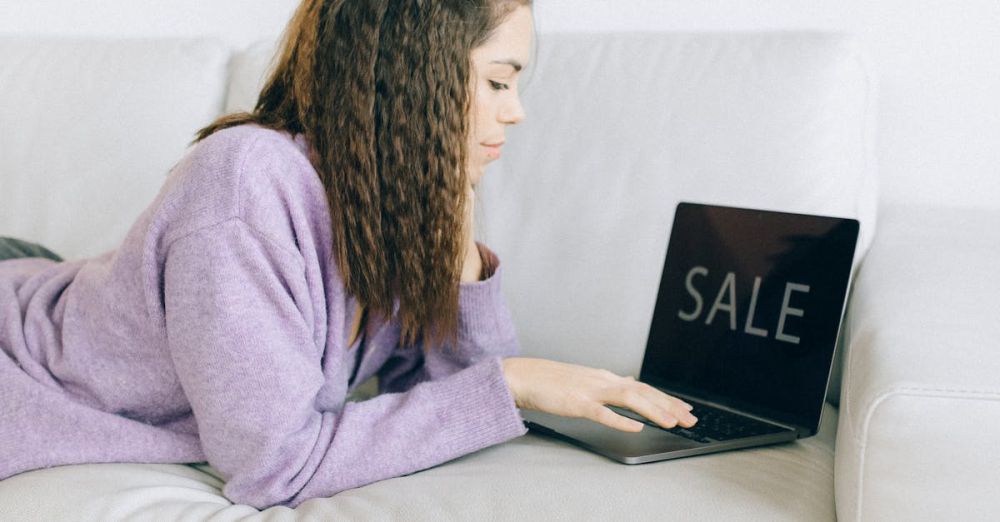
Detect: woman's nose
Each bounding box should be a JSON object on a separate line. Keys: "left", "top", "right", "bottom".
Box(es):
{"left": 499, "top": 95, "right": 526, "bottom": 125}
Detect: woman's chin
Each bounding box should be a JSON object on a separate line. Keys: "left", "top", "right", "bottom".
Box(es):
{"left": 468, "top": 168, "right": 486, "bottom": 186}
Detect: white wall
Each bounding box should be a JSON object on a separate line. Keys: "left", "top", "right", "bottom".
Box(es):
{"left": 0, "top": 1, "right": 299, "bottom": 49}
{"left": 2, "top": 0, "right": 997, "bottom": 210}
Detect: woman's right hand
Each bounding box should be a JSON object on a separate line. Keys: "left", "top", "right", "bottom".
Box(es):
{"left": 500, "top": 357, "right": 698, "bottom": 433}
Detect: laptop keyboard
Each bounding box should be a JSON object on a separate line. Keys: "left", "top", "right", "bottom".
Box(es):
{"left": 607, "top": 403, "right": 790, "bottom": 443}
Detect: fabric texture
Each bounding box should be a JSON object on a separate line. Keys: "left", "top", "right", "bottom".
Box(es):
{"left": 0, "top": 124, "right": 528, "bottom": 509}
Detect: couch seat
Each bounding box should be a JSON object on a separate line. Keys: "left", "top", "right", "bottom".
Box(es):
{"left": 0, "top": 403, "right": 836, "bottom": 521}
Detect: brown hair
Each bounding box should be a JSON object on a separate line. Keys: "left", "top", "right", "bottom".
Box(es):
{"left": 193, "top": 0, "right": 530, "bottom": 351}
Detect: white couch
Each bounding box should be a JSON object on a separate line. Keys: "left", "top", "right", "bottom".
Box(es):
{"left": 1, "top": 27, "right": 997, "bottom": 521}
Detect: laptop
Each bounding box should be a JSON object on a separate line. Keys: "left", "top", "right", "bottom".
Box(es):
{"left": 520, "top": 201, "right": 860, "bottom": 464}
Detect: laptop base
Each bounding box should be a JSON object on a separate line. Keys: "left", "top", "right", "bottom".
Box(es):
{"left": 520, "top": 409, "right": 797, "bottom": 465}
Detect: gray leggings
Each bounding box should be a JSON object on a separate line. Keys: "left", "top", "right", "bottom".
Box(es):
{"left": 0, "top": 237, "right": 64, "bottom": 262}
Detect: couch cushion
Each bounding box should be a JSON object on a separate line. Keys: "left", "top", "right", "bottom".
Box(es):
{"left": 0, "top": 403, "right": 837, "bottom": 521}
{"left": 0, "top": 37, "right": 230, "bottom": 260}
{"left": 835, "top": 204, "right": 1000, "bottom": 521}
{"left": 474, "top": 32, "right": 877, "bottom": 406}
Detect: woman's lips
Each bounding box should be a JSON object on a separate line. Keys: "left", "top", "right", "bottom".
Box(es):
{"left": 482, "top": 142, "right": 503, "bottom": 159}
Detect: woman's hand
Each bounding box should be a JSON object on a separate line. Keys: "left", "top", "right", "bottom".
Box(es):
{"left": 459, "top": 184, "right": 483, "bottom": 282}
{"left": 501, "top": 357, "right": 698, "bottom": 432}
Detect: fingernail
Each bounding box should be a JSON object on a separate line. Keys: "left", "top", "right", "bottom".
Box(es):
{"left": 684, "top": 403, "right": 693, "bottom": 410}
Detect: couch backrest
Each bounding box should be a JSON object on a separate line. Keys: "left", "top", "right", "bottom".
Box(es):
{"left": 1, "top": 31, "right": 876, "bottom": 402}
{"left": 475, "top": 32, "right": 878, "bottom": 380}
{"left": 226, "top": 32, "right": 880, "bottom": 402}
{"left": 0, "top": 37, "right": 229, "bottom": 259}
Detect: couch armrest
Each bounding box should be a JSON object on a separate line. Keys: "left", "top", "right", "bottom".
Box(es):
{"left": 834, "top": 203, "right": 1000, "bottom": 521}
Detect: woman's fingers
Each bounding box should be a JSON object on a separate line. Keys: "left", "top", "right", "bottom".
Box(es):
{"left": 592, "top": 404, "right": 645, "bottom": 432}
{"left": 605, "top": 381, "right": 698, "bottom": 430}
{"left": 501, "top": 358, "right": 699, "bottom": 434}
{"left": 622, "top": 374, "right": 693, "bottom": 411}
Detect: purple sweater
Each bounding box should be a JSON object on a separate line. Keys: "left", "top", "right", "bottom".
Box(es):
{"left": 0, "top": 124, "right": 528, "bottom": 509}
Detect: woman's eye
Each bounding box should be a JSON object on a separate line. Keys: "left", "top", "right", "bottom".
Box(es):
{"left": 489, "top": 80, "right": 510, "bottom": 91}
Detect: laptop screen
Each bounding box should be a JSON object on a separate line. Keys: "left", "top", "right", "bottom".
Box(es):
{"left": 639, "top": 202, "right": 859, "bottom": 435}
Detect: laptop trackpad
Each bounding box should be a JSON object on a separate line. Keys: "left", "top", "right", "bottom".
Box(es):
{"left": 520, "top": 409, "right": 702, "bottom": 457}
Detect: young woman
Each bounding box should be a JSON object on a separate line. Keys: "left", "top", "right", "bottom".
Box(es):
{"left": 0, "top": 0, "right": 696, "bottom": 510}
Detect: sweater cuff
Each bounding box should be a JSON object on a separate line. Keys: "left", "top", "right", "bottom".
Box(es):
{"left": 457, "top": 243, "right": 516, "bottom": 343}
{"left": 430, "top": 356, "right": 528, "bottom": 455}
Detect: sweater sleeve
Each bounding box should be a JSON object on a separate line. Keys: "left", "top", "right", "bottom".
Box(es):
{"left": 377, "top": 241, "right": 524, "bottom": 395}
{"left": 163, "top": 219, "right": 527, "bottom": 510}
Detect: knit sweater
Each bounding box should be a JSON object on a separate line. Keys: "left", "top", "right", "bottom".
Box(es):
{"left": 0, "top": 124, "right": 528, "bottom": 509}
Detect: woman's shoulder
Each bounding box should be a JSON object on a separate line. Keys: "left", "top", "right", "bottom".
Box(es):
{"left": 190, "top": 123, "right": 312, "bottom": 175}
{"left": 157, "top": 123, "right": 323, "bottom": 247}
{"left": 166, "top": 124, "right": 306, "bottom": 196}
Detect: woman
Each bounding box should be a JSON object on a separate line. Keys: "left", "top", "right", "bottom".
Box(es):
{"left": 0, "top": 0, "right": 696, "bottom": 510}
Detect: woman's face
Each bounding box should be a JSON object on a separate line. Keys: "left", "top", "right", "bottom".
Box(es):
{"left": 467, "top": 5, "right": 533, "bottom": 186}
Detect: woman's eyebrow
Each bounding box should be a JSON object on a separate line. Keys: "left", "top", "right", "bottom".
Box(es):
{"left": 490, "top": 59, "right": 523, "bottom": 72}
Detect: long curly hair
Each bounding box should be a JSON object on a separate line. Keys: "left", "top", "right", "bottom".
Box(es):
{"left": 193, "top": 0, "right": 530, "bottom": 351}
